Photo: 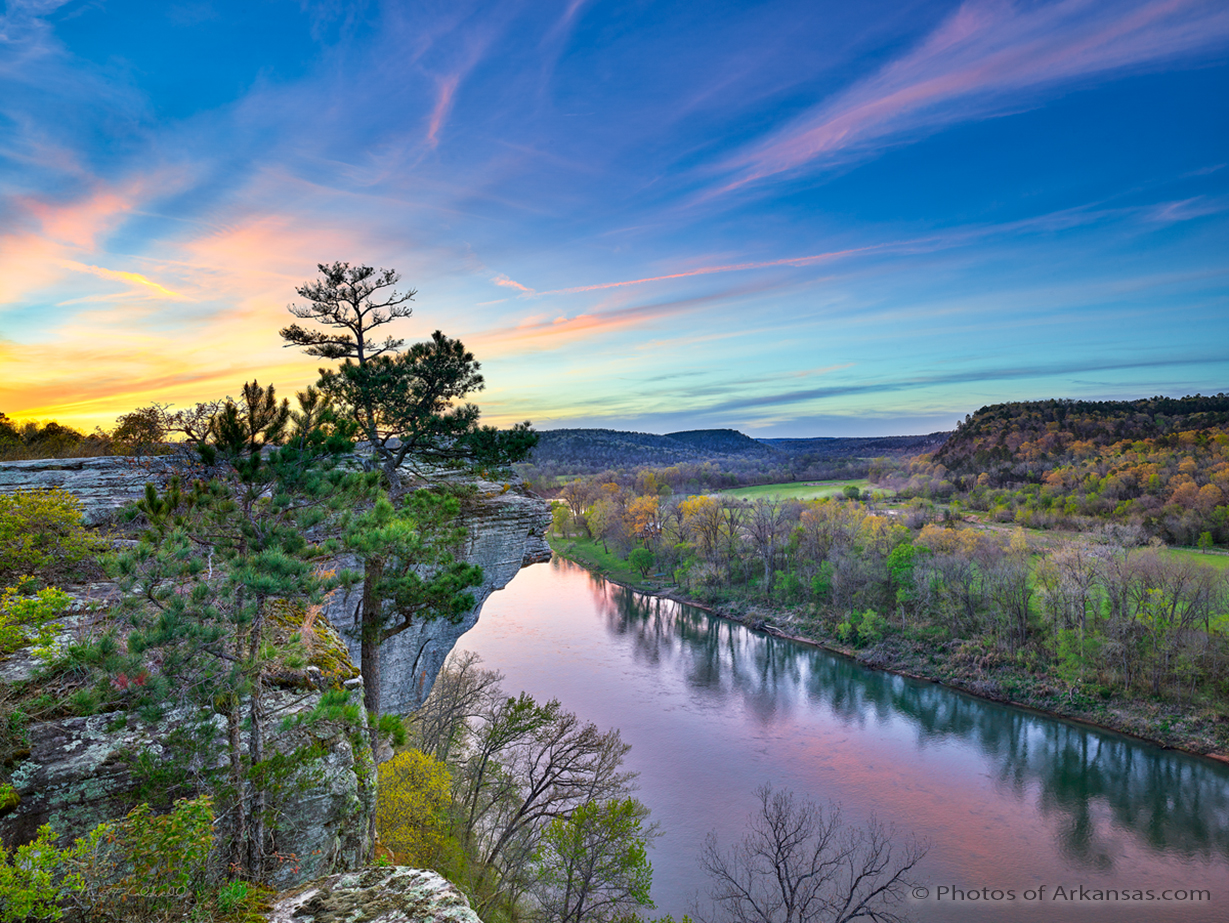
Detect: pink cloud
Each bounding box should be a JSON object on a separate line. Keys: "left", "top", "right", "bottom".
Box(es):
{"left": 492, "top": 273, "right": 535, "bottom": 293}
{"left": 0, "top": 182, "right": 148, "bottom": 303}
{"left": 426, "top": 74, "right": 460, "bottom": 148}
{"left": 717, "top": 0, "right": 1229, "bottom": 191}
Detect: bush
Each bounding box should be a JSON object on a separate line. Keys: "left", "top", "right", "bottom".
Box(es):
{"left": 65, "top": 795, "right": 215, "bottom": 921}
{"left": 0, "top": 825, "right": 64, "bottom": 922}
{"left": 0, "top": 586, "right": 71, "bottom": 655}
{"left": 0, "top": 490, "right": 102, "bottom": 585}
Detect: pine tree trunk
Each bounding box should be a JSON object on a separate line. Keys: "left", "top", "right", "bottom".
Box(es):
{"left": 360, "top": 556, "right": 384, "bottom": 855}
{"left": 247, "top": 599, "right": 268, "bottom": 878}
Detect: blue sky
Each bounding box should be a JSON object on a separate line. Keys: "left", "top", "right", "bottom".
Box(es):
{"left": 2, "top": 0, "right": 1227, "bottom": 436}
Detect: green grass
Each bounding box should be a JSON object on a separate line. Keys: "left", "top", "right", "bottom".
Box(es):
{"left": 721, "top": 479, "right": 895, "bottom": 501}
{"left": 547, "top": 536, "right": 661, "bottom": 591}
{"left": 1164, "top": 546, "right": 1229, "bottom": 571}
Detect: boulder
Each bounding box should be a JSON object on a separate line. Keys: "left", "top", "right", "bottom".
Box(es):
{"left": 267, "top": 867, "right": 483, "bottom": 923}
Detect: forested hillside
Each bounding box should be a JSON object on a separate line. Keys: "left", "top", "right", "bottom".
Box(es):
{"left": 898, "top": 394, "right": 1229, "bottom": 545}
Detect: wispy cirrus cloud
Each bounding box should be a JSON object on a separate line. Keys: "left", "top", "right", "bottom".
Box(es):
{"left": 59, "top": 261, "right": 186, "bottom": 299}
{"left": 714, "top": 0, "right": 1229, "bottom": 193}
{"left": 472, "top": 279, "right": 790, "bottom": 353}
{"left": 426, "top": 74, "right": 460, "bottom": 148}
{"left": 492, "top": 273, "right": 534, "bottom": 293}
{"left": 536, "top": 245, "right": 881, "bottom": 296}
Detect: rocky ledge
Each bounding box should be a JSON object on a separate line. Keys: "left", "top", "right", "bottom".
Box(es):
{"left": 0, "top": 456, "right": 187, "bottom": 524}
{"left": 324, "top": 474, "right": 552, "bottom": 714}
{"left": 0, "top": 456, "right": 553, "bottom": 714}
{"left": 268, "top": 867, "right": 482, "bottom": 923}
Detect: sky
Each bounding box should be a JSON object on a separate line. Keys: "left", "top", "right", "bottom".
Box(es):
{"left": 1, "top": 0, "right": 1227, "bottom": 438}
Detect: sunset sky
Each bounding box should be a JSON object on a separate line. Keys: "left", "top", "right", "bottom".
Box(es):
{"left": 2, "top": 0, "right": 1227, "bottom": 437}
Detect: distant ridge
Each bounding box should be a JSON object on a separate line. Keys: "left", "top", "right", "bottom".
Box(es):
{"left": 527, "top": 427, "right": 947, "bottom": 473}
{"left": 760, "top": 433, "right": 948, "bottom": 458}
{"left": 665, "top": 429, "right": 775, "bottom": 455}
{"left": 529, "top": 428, "right": 774, "bottom": 471}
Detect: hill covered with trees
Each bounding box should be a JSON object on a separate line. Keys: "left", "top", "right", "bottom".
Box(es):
{"left": 897, "top": 394, "right": 1229, "bottom": 545}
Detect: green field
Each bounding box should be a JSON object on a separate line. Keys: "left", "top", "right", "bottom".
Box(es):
{"left": 1164, "top": 546, "right": 1229, "bottom": 571}
{"left": 722, "top": 478, "right": 894, "bottom": 501}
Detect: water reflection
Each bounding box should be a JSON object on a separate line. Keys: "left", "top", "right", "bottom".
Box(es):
{"left": 591, "top": 574, "right": 1229, "bottom": 865}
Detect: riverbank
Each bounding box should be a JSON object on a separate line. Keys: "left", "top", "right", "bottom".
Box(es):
{"left": 548, "top": 537, "right": 1229, "bottom": 763}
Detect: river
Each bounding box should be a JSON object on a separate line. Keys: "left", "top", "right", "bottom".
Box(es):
{"left": 454, "top": 556, "right": 1229, "bottom": 922}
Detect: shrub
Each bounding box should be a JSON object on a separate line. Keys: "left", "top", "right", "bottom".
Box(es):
{"left": 0, "top": 490, "right": 102, "bottom": 585}
{"left": 0, "top": 824, "right": 64, "bottom": 922}
{"left": 65, "top": 795, "right": 214, "bottom": 921}
{"left": 0, "top": 586, "right": 71, "bottom": 655}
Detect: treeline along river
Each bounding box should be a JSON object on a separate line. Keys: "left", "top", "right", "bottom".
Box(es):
{"left": 455, "top": 557, "right": 1229, "bottom": 922}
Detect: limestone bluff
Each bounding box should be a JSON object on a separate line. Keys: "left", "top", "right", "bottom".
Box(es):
{"left": 0, "top": 454, "right": 551, "bottom": 893}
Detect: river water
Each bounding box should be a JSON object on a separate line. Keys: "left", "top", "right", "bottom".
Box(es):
{"left": 454, "top": 557, "right": 1229, "bottom": 922}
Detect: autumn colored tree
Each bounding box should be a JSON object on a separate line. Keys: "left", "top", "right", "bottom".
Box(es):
{"left": 377, "top": 749, "right": 453, "bottom": 866}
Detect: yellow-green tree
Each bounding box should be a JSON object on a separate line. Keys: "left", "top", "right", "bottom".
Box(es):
{"left": 377, "top": 749, "right": 452, "bottom": 866}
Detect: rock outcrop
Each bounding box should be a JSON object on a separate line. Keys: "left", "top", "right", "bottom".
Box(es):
{"left": 267, "top": 867, "right": 483, "bottom": 923}
{"left": 324, "top": 475, "right": 552, "bottom": 714}
{"left": 0, "top": 456, "right": 552, "bottom": 717}
{"left": 0, "top": 605, "right": 376, "bottom": 891}
{"left": 0, "top": 456, "right": 184, "bottom": 525}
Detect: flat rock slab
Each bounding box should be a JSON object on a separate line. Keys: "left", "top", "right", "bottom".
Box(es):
{"left": 0, "top": 456, "right": 186, "bottom": 524}
{"left": 268, "top": 867, "right": 483, "bottom": 923}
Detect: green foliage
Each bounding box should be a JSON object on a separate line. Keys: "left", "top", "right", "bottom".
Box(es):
{"left": 810, "top": 562, "right": 833, "bottom": 602}
{"left": 377, "top": 713, "right": 408, "bottom": 748}
{"left": 0, "top": 824, "right": 64, "bottom": 921}
{"left": 534, "top": 798, "right": 655, "bottom": 923}
{"left": 376, "top": 749, "right": 453, "bottom": 866}
{"left": 1055, "top": 628, "right": 1105, "bottom": 686}
{"left": 628, "top": 547, "right": 654, "bottom": 578}
{"left": 0, "top": 490, "right": 102, "bottom": 585}
{"left": 213, "top": 879, "right": 249, "bottom": 915}
{"left": 0, "top": 784, "right": 18, "bottom": 814}
{"left": 65, "top": 797, "right": 212, "bottom": 919}
{"left": 857, "top": 609, "right": 886, "bottom": 645}
{"left": 0, "top": 586, "right": 70, "bottom": 655}
{"left": 836, "top": 611, "right": 885, "bottom": 647}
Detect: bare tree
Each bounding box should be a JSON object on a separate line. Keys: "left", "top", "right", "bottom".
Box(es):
{"left": 410, "top": 651, "right": 505, "bottom": 765}
{"left": 746, "top": 499, "right": 791, "bottom": 596}
{"left": 699, "top": 786, "right": 927, "bottom": 923}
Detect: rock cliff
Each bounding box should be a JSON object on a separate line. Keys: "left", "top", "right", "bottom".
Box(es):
{"left": 0, "top": 454, "right": 549, "bottom": 904}
{"left": 324, "top": 475, "right": 552, "bottom": 715}
{"left": 0, "top": 455, "right": 553, "bottom": 715}
{"left": 0, "top": 456, "right": 182, "bottom": 525}
{"left": 0, "top": 603, "right": 376, "bottom": 892}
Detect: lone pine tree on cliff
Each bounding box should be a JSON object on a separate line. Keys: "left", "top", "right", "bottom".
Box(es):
{"left": 280, "top": 261, "right": 536, "bottom": 747}
{"left": 281, "top": 261, "right": 536, "bottom": 486}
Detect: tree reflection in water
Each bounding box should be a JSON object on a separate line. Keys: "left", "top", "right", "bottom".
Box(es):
{"left": 590, "top": 574, "right": 1229, "bottom": 866}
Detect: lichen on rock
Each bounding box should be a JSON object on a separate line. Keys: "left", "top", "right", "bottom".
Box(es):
{"left": 267, "top": 867, "right": 483, "bottom": 923}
